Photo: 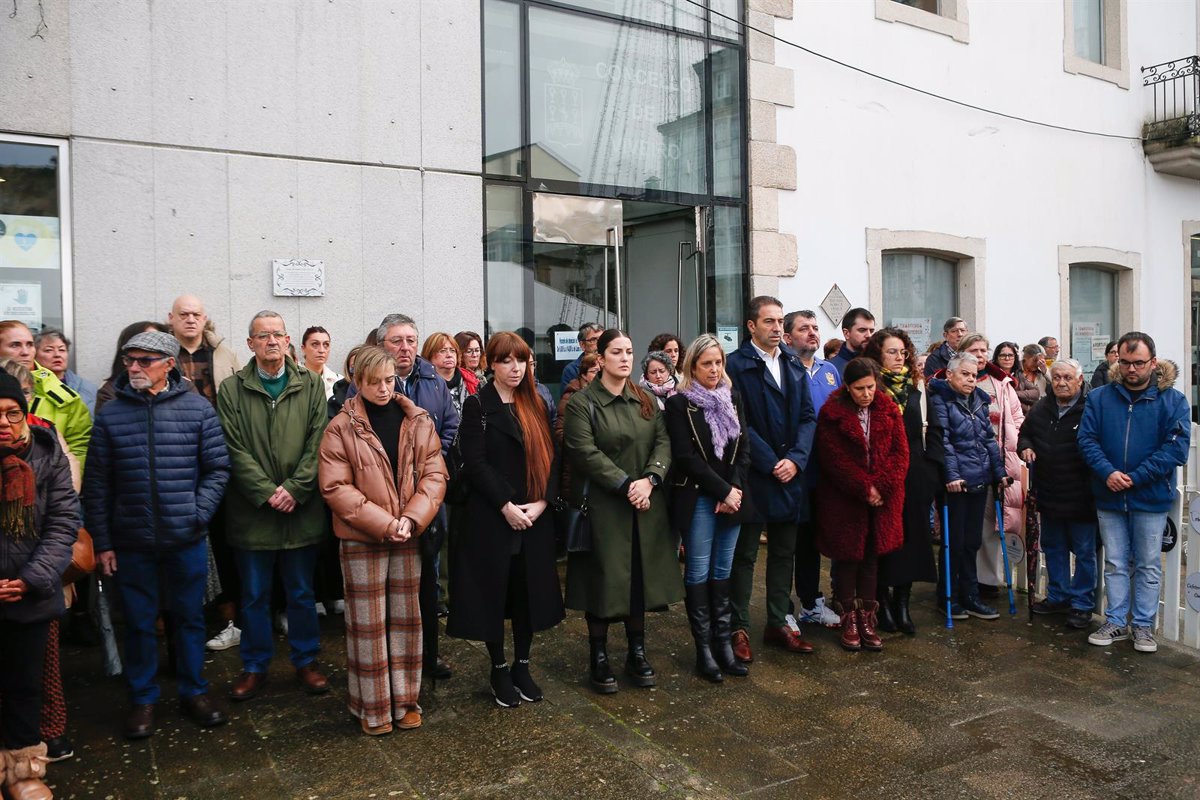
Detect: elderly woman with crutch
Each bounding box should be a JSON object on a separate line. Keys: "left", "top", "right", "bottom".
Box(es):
{"left": 927, "top": 352, "right": 1012, "bottom": 622}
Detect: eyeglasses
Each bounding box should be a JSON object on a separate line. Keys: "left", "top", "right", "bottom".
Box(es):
{"left": 122, "top": 355, "right": 169, "bottom": 368}
{"left": 1118, "top": 359, "right": 1151, "bottom": 369}
{"left": 583, "top": 336, "right": 601, "bottom": 345}
{"left": 251, "top": 331, "right": 288, "bottom": 341}
{"left": 463, "top": 347, "right": 481, "bottom": 356}
{"left": 0, "top": 409, "right": 24, "bottom": 424}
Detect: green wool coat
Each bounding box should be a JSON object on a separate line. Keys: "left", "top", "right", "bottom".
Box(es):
{"left": 562, "top": 379, "right": 682, "bottom": 618}
{"left": 217, "top": 359, "right": 329, "bottom": 550}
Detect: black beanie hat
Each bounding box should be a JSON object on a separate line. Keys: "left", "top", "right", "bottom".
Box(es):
{"left": 0, "top": 372, "right": 29, "bottom": 416}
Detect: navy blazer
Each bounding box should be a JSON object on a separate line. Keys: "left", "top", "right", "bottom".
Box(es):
{"left": 725, "top": 340, "right": 816, "bottom": 523}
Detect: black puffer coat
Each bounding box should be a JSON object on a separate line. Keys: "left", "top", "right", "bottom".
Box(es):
{"left": 84, "top": 370, "right": 230, "bottom": 553}
{"left": 0, "top": 425, "right": 81, "bottom": 624}
{"left": 1017, "top": 386, "right": 1095, "bottom": 521}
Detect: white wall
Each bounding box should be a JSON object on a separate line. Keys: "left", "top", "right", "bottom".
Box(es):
{"left": 0, "top": 0, "right": 485, "bottom": 381}
{"left": 771, "top": 0, "right": 1200, "bottom": 363}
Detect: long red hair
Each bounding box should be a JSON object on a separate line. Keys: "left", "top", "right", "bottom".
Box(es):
{"left": 485, "top": 332, "right": 554, "bottom": 500}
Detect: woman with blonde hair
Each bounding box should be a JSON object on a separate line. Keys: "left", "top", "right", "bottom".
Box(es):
{"left": 421, "top": 333, "right": 468, "bottom": 415}
{"left": 448, "top": 332, "right": 563, "bottom": 707}
{"left": 665, "top": 334, "right": 751, "bottom": 682}
{"left": 319, "top": 346, "right": 447, "bottom": 735}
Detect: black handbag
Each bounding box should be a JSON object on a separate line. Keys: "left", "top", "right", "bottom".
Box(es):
{"left": 556, "top": 396, "right": 596, "bottom": 553}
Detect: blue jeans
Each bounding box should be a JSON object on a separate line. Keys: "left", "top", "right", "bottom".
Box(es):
{"left": 1096, "top": 509, "right": 1165, "bottom": 628}
{"left": 116, "top": 538, "right": 209, "bottom": 703}
{"left": 1040, "top": 516, "right": 1098, "bottom": 611}
{"left": 234, "top": 545, "right": 321, "bottom": 673}
{"left": 684, "top": 496, "right": 740, "bottom": 585}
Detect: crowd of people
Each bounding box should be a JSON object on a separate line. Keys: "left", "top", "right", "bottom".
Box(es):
{"left": 0, "top": 293, "right": 1190, "bottom": 800}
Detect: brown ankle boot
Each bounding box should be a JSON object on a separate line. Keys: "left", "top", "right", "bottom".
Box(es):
{"left": 840, "top": 600, "right": 861, "bottom": 651}
{"left": 4, "top": 742, "right": 53, "bottom": 800}
{"left": 858, "top": 600, "right": 884, "bottom": 652}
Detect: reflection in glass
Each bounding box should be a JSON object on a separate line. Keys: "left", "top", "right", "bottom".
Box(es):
{"left": 712, "top": 205, "right": 744, "bottom": 345}
{"left": 882, "top": 253, "right": 956, "bottom": 353}
{"left": 485, "top": 184, "right": 527, "bottom": 338}
{"left": 529, "top": 6, "right": 706, "bottom": 194}
{"left": 1073, "top": 0, "right": 1105, "bottom": 64}
{"left": 710, "top": 45, "right": 742, "bottom": 197}
{"left": 1068, "top": 264, "right": 1116, "bottom": 374}
{"left": 483, "top": 0, "right": 523, "bottom": 176}
{"left": 710, "top": 0, "right": 742, "bottom": 41}
{"left": 550, "top": 0, "right": 705, "bottom": 34}
{"left": 0, "top": 140, "right": 64, "bottom": 333}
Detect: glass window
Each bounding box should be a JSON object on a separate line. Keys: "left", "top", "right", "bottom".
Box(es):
{"left": 550, "top": 0, "right": 706, "bottom": 34}
{"left": 712, "top": 205, "right": 744, "bottom": 350}
{"left": 484, "top": 184, "right": 528, "bottom": 338}
{"left": 896, "top": 0, "right": 940, "bottom": 13}
{"left": 528, "top": 6, "right": 706, "bottom": 195}
{"left": 483, "top": 0, "right": 523, "bottom": 177}
{"left": 710, "top": 45, "right": 743, "bottom": 197}
{"left": 1073, "top": 0, "right": 1105, "bottom": 64}
{"left": 1069, "top": 264, "right": 1116, "bottom": 375}
{"left": 0, "top": 139, "right": 68, "bottom": 334}
{"left": 882, "top": 252, "right": 956, "bottom": 354}
{"left": 710, "top": 0, "right": 743, "bottom": 42}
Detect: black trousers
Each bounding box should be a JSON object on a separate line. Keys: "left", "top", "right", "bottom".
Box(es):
{"left": 793, "top": 518, "right": 825, "bottom": 609}
{"left": 0, "top": 619, "right": 50, "bottom": 748}
{"left": 420, "top": 550, "right": 440, "bottom": 667}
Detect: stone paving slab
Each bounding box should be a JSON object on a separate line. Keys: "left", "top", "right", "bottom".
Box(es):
{"left": 47, "top": 560, "right": 1200, "bottom": 800}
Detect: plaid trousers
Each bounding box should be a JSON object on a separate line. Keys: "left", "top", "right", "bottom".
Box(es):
{"left": 340, "top": 540, "right": 423, "bottom": 727}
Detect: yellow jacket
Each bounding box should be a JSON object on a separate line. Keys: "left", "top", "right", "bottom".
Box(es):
{"left": 30, "top": 361, "right": 92, "bottom": 467}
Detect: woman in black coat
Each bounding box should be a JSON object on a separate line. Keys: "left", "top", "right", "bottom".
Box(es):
{"left": 665, "top": 334, "right": 751, "bottom": 683}
{"left": 0, "top": 372, "right": 80, "bottom": 799}
{"left": 863, "top": 329, "right": 943, "bottom": 635}
{"left": 447, "top": 333, "right": 564, "bottom": 708}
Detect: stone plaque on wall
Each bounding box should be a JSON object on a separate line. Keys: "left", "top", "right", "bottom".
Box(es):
{"left": 820, "top": 284, "right": 851, "bottom": 327}
{"left": 273, "top": 259, "right": 325, "bottom": 297}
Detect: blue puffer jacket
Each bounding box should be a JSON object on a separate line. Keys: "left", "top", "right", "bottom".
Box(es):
{"left": 927, "top": 378, "right": 1005, "bottom": 488}
{"left": 1078, "top": 360, "right": 1190, "bottom": 513}
{"left": 83, "top": 370, "right": 231, "bottom": 553}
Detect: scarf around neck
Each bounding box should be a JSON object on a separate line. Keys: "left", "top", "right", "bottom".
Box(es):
{"left": 0, "top": 435, "right": 35, "bottom": 538}
{"left": 880, "top": 367, "right": 911, "bottom": 410}
{"left": 641, "top": 375, "right": 678, "bottom": 400}
{"left": 681, "top": 382, "right": 741, "bottom": 459}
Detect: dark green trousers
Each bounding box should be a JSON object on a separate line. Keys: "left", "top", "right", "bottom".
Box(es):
{"left": 730, "top": 521, "right": 798, "bottom": 631}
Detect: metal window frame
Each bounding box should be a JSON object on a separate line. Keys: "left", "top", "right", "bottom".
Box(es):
{"left": 0, "top": 132, "right": 74, "bottom": 341}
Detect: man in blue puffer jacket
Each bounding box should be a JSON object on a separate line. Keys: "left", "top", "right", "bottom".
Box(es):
{"left": 84, "top": 331, "right": 231, "bottom": 740}
{"left": 1078, "top": 332, "right": 1190, "bottom": 654}
{"left": 928, "top": 352, "right": 1010, "bottom": 621}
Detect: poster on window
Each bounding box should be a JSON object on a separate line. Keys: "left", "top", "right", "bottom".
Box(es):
{"left": 0, "top": 215, "right": 61, "bottom": 271}
{"left": 891, "top": 317, "right": 932, "bottom": 354}
{"left": 0, "top": 283, "right": 41, "bottom": 330}
{"left": 1071, "top": 322, "right": 1099, "bottom": 364}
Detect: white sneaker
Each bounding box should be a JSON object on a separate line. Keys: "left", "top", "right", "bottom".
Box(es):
{"left": 332, "top": 600, "right": 345, "bottom": 614}
{"left": 205, "top": 621, "right": 241, "bottom": 651}
{"left": 784, "top": 613, "right": 802, "bottom": 634}
{"left": 799, "top": 597, "right": 842, "bottom": 628}
{"left": 275, "top": 612, "right": 289, "bottom": 636}
{"left": 315, "top": 602, "right": 328, "bottom": 617}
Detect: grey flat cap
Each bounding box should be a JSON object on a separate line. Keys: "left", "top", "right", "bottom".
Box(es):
{"left": 123, "top": 330, "right": 180, "bottom": 359}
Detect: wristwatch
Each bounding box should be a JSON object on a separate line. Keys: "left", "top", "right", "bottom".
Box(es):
{"left": 645, "top": 473, "right": 661, "bottom": 488}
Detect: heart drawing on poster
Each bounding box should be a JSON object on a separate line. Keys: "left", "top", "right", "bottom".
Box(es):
{"left": 13, "top": 232, "right": 36, "bottom": 252}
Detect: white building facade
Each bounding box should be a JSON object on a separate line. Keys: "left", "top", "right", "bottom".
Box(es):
{"left": 0, "top": 0, "right": 1197, "bottom": 403}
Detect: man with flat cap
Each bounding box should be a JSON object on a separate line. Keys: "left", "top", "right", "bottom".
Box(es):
{"left": 84, "top": 330, "right": 232, "bottom": 739}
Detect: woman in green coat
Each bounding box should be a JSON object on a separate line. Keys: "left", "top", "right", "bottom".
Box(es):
{"left": 563, "top": 329, "right": 680, "bottom": 694}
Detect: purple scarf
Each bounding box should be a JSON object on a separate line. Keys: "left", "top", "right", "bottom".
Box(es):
{"left": 681, "top": 382, "right": 741, "bottom": 459}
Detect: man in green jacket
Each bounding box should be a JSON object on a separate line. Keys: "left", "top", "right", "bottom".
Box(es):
{"left": 216, "top": 310, "right": 330, "bottom": 702}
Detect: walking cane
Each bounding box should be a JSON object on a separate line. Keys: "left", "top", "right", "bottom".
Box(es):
{"left": 994, "top": 486, "right": 1017, "bottom": 617}
{"left": 942, "top": 503, "right": 954, "bottom": 629}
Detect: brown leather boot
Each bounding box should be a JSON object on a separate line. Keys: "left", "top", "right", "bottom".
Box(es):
{"left": 858, "top": 600, "right": 884, "bottom": 652}
{"left": 840, "top": 600, "right": 861, "bottom": 651}
{"left": 4, "top": 743, "right": 53, "bottom": 800}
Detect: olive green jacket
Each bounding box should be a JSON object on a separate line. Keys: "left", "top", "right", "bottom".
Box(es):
{"left": 31, "top": 361, "right": 92, "bottom": 468}
{"left": 562, "top": 378, "right": 681, "bottom": 618}
{"left": 217, "top": 358, "right": 329, "bottom": 550}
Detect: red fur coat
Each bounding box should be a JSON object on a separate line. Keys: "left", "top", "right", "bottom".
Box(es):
{"left": 814, "top": 388, "right": 909, "bottom": 561}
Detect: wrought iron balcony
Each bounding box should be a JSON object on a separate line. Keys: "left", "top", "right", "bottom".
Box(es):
{"left": 1142, "top": 56, "right": 1200, "bottom": 179}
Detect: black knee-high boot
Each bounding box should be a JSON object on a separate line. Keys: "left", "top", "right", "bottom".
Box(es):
{"left": 709, "top": 579, "right": 748, "bottom": 677}
{"left": 684, "top": 583, "right": 722, "bottom": 683}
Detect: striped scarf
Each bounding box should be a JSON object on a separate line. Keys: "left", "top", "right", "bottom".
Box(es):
{"left": 879, "top": 367, "right": 911, "bottom": 411}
